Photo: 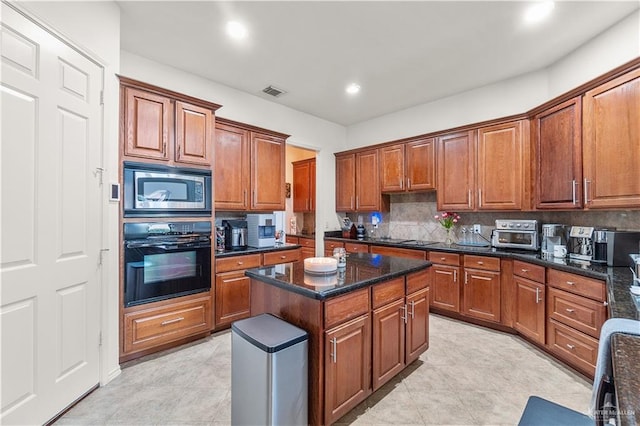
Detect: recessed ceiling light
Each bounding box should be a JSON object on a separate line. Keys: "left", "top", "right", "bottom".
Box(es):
{"left": 346, "top": 83, "right": 361, "bottom": 95}
{"left": 524, "top": 1, "right": 555, "bottom": 24}
{"left": 226, "top": 21, "right": 248, "bottom": 40}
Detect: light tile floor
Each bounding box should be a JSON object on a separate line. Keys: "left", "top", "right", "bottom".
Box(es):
{"left": 55, "top": 314, "right": 592, "bottom": 425}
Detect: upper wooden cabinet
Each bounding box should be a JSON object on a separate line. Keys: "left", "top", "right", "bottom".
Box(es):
{"left": 437, "top": 121, "right": 528, "bottom": 211}
{"left": 335, "top": 150, "right": 388, "bottom": 212}
{"left": 436, "top": 130, "right": 476, "bottom": 210}
{"left": 120, "top": 77, "right": 220, "bottom": 166}
{"left": 583, "top": 68, "right": 640, "bottom": 209}
{"left": 292, "top": 157, "right": 316, "bottom": 212}
{"left": 533, "top": 96, "right": 583, "bottom": 209}
{"left": 380, "top": 137, "right": 436, "bottom": 193}
{"left": 477, "top": 120, "right": 527, "bottom": 210}
{"left": 214, "top": 118, "right": 288, "bottom": 211}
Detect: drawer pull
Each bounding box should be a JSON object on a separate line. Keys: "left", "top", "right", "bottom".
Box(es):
{"left": 440, "top": 257, "right": 446, "bottom": 261}
{"left": 161, "top": 317, "right": 184, "bottom": 326}
{"left": 566, "top": 308, "right": 576, "bottom": 314}
{"left": 409, "top": 301, "right": 416, "bottom": 319}
{"left": 453, "top": 270, "right": 458, "bottom": 283}
{"left": 566, "top": 281, "right": 575, "bottom": 286}
{"left": 535, "top": 288, "right": 541, "bottom": 304}
{"left": 401, "top": 305, "right": 408, "bottom": 324}
{"left": 521, "top": 269, "right": 529, "bottom": 273}
{"left": 477, "top": 261, "right": 484, "bottom": 265}
{"left": 280, "top": 255, "right": 286, "bottom": 259}
{"left": 237, "top": 261, "right": 244, "bottom": 265}
{"left": 566, "top": 344, "right": 576, "bottom": 350}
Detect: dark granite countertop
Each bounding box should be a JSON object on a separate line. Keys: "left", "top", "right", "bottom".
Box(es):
{"left": 611, "top": 333, "right": 640, "bottom": 426}
{"left": 245, "top": 252, "right": 431, "bottom": 301}
{"left": 324, "top": 235, "right": 639, "bottom": 321}
{"left": 214, "top": 243, "right": 300, "bottom": 258}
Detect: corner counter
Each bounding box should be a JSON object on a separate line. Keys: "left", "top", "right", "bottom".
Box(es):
{"left": 246, "top": 253, "right": 431, "bottom": 425}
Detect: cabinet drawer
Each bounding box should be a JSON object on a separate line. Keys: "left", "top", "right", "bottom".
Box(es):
{"left": 263, "top": 249, "right": 301, "bottom": 266}
{"left": 124, "top": 296, "right": 212, "bottom": 354}
{"left": 463, "top": 255, "right": 500, "bottom": 271}
{"left": 513, "top": 261, "right": 545, "bottom": 283}
{"left": 428, "top": 251, "right": 460, "bottom": 266}
{"left": 345, "top": 242, "right": 369, "bottom": 254}
{"left": 407, "top": 269, "right": 429, "bottom": 294}
{"left": 325, "top": 288, "right": 370, "bottom": 329}
{"left": 298, "top": 237, "right": 315, "bottom": 248}
{"left": 215, "top": 254, "right": 261, "bottom": 273}
{"left": 547, "top": 318, "right": 598, "bottom": 377}
{"left": 325, "top": 240, "right": 345, "bottom": 252}
{"left": 547, "top": 287, "right": 607, "bottom": 339}
{"left": 370, "top": 245, "right": 426, "bottom": 260}
{"left": 372, "top": 277, "right": 405, "bottom": 309}
{"left": 547, "top": 269, "right": 606, "bottom": 301}
{"left": 285, "top": 236, "right": 299, "bottom": 244}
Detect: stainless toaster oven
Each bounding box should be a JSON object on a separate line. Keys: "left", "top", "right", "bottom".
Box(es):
{"left": 491, "top": 219, "right": 540, "bottom": 251}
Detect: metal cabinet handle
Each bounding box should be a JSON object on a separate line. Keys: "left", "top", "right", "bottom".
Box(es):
{"left": 410, "top": 301, "right": 416, "bottom": 319}
{"left": 161, "top": 317, "right": 184, "bottom": 326}
{"left": 330, "top": 337, "right": 337, "bottom": 363}
{"left": 350, "top": 196, "right": 354, "bottom": 209}
{"left": 535, "top": 288, "right": 541, "bottom": 304}
{"left": 400, "top": 178, "right": 403, "bottom": 190}
{"left": 280, "top": 255, "right": 287, "bottom": 259}
{"left": 478, "top": 188, "right": 482, "bottom": 207}
{"left": 237, "top": 261, "right": 244, "bottom": 265}
{"left": 566, "top": 281, "right": 575, "bottom": 286}
{"left": 356, "top": 196, "right": 359, "bottom": 209}
{"left": 407, "top": 178, "right": 411, "bottom": 189}
{"left": 566, "top": 344, "right": 576, "bottom": 350}
{"left": 468, "top": 189, "right": 472, "bottom": 208}
{"left": 566, "top": 308, "right": 575, "bottom": 313}
{"left": 453, "top": 270, "right": 457, "bottom": 283}
{"left": 244, "top": 189, "right": 247, "bottom": 207}
{"left": 401, "top": 305, "right": 408, "bottom": 324}
{"left": 464, "top": 271, "right": 468, "bottom": 285}
{"left": 521, "top": 269, "right": 529, "bottom": 273}
{"left": 572, "top": 180, "right": 577, "bottom": 205}
{"left": 584, "top": 178, "right": 590, "bottom": 205}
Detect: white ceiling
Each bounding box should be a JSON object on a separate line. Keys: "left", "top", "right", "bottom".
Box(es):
{"left": 118, "top": 1, "right": 639, "bottom": 126}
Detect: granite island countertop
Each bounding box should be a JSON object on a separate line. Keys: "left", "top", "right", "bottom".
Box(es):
{"left": 214, "top": 242, "right": 300, "bottom": 258}
{"left": 245, "top": 252, "right": 431, "bottom": 300}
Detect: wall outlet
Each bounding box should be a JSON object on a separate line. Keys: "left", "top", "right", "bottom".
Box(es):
{"left": 473, "top": 224, "right": 481, "bottom": 234}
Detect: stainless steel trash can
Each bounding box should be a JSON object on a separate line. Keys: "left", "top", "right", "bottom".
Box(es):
{"left": 231, "top": 313, "right": 308, "bottom": 425}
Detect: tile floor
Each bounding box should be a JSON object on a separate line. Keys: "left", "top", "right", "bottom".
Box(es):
{"left": 55, "top": 314, "right": 592, "bottom": 425}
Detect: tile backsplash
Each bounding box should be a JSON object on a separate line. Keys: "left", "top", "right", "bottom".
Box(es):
{"left": 347, "top": 192, "right": 640, "bottom": 243}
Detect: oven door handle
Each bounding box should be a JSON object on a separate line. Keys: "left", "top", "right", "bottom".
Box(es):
{"left": 126, "top": 241, "right": 210, "bottom": 250}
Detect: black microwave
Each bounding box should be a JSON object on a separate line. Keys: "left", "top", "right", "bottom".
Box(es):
{"left": 123, "top": 162, "right": 212, "bottom": 217}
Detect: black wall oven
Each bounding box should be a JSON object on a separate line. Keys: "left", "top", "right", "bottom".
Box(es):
{"left": 123, "top": 221, "right": 211, "bottom": 307}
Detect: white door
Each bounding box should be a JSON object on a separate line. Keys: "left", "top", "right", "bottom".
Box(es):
{"left": 1, "top": 3, "right": 103, "bottom": 424}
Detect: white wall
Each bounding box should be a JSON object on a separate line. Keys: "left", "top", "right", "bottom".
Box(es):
{"left": 15, "top": 1, "right": 122, "bottom": 385}
{"left": 346, "top": 9, "right": 640, "bottom": 149}
{"left": 120, "top": 51, "right": 347, "bottom": 244}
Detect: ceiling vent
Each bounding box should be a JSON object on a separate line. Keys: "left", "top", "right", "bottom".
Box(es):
{"left": 262, "top": 85, "right": 286, "bottom": 97}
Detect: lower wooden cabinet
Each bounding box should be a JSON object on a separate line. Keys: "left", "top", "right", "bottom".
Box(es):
{"left": 215, "top": 270, "right": 251, "bottom": 328}
{"left": 513, "top": 275, "right": 546, "bottom": 344}
{"left": 372, "top": 299, "right": 405, "bottom": 391}
{"left": 324, "top": 314, "right": 371, "bottom": 425}
{"left": 405, "top": 287, "right": 430, "bottom": 364}
{"left": 298, "top": 237, "right": 316, "bottom": 259}
{"left": 462, "top": 256, "right": 501, "bottom": 323}
{"left": 324, "top": 240, "right": 345, "bottom": 257}
{"left": 430, "top": 264, "right": 460, "bottom": 312}
{"left": 370, "top": 244, "right": 426, "bottom": 260}
{"left": 547, "top": 318, "right": 599, "bottom": 376}
{"left": 123, "top": 294, "right": 212, "bottom": 355}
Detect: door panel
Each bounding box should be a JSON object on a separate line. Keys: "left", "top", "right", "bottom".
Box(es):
{"left": 1, "top": 4, "right": 102, "bottom": 423}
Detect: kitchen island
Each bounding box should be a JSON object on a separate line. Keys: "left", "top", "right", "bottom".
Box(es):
{"left": 246, "top": 253, "right": 431, "bottom": 426}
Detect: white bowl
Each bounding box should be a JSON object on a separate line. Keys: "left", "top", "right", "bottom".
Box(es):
{"left": 630, "top": 286, "right": 640, "bottom": 296}
{"left": 304, "top": 272, "right": 338, "bottom": 287}
{"left": 304, "top": 257, "right": 338, "bottom": 274}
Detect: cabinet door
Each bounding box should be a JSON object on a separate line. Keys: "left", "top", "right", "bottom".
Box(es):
{"left": 215, "top": 270, "right": 251, "bottom": 328}
{"left": 430, "top": 265, "right": 460, "bottom": 312}
{"left": 406, "top": 137, "right": 436, "bottom": 191}
{"left": 124, "top": 87, "right": 171, "bottom": 160}
{"left": 437, "top": 131, "right": 475, "bottom": 210}
{"left": 293, "top": 159, "right": 311, "bottom": 212}
{"left": 214, "top": 122, "right": 249, "bottom": 210}
{"left": 462, "top": 268, "right": 501, "bottom": 323}
{"left": 324, "top": 315, "right": 371, "bottom": 424}
{"left": 372, "top": 299, "right": 405, "bottom": 391}
{"left": 513, "top": 276, "right": 545, "bottom": 345}
{"left": 583, "top": 68, "right": 640, "bottom": 208}
{"left": 335, "top": 153, "right": 356, "bottom": 212}
{"left": 355, "top": 149, "right": 380, "bottom": 211}
{"left": 380, "top": 144, "right": 405, "bottom": 192}
{"left": 251, "top": 132, "right": 285, "bottom": 210}
{"left": 477, "top": 121, "right": 523, "bottom": 210}
{"left": 175, "top": 101, "right": 213, "bottom": 165}
{"left": 406, "top": 287, "right": 429, "bottom": 364}
{"left": 534, "top": 97, "right": 583, "bottom": 209}
{"left": 309, "top": 158, "right": 316, "bottom": 211}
